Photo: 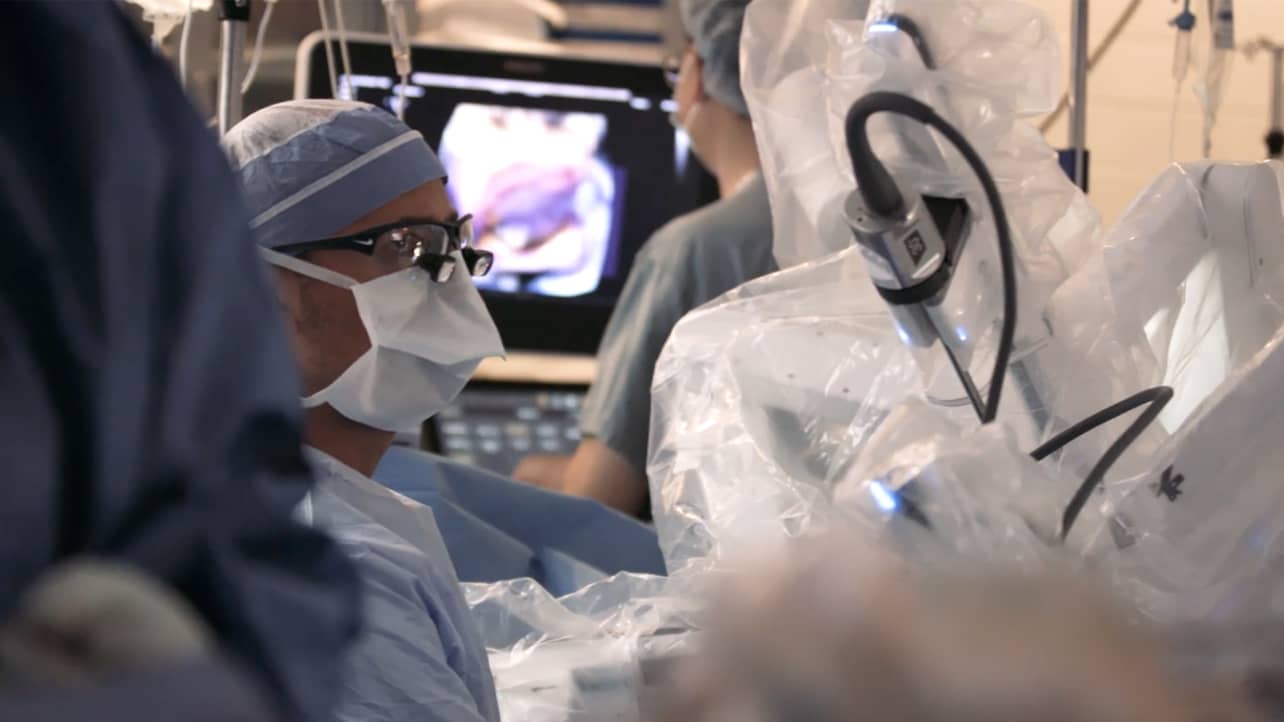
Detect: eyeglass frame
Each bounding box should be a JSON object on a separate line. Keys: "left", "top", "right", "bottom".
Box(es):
{"left": 663, "top": 40, "right": 695, "bottom": 89}
{"left": 663, "top": 54, "right": 682, "bottom": 88}
{"left": 275, "top": 215, "right": 493, "bottom": 281}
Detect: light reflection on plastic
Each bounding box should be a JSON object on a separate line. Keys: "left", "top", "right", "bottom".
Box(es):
{"left": 955, "top": 325, "right": 969, "bottom": 343}
{"left": 896, "top": 324, "right": 912, "bottom": 346}
{"left": 867, "top": 21, "right": 898, "bottom": 34}
{"left": 869, "top": 480, "right": 899, "bottom": 513}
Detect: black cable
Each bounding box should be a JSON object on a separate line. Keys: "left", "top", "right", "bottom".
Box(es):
{"left": 844, "top": 98, "right": 907, "bottom": 217}
{"left": 842, "top": 93, "right": 1175, "bottom": 544}
{"left": 872, "top": 14, "right": 937, "bottom": 69}
{"left": 844, "top": 91, "right": 1018, "bottom": 424}
{"left": 1049, "top": 386, "right": 1174, "bottom": 541}
{"left": 1030, "top": 386, "right": 1171, "bottom": 461}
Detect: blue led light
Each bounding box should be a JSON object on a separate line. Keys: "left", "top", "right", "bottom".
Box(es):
{"left": 869, "top": 480, "right": 899, "bottom": 513}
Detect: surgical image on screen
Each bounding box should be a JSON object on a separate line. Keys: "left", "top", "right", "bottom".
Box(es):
{"left": 438, "top": 104, "right": 621, "bottom": 297}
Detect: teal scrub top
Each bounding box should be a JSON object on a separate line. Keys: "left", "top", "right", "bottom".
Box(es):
{"left": 579, "top": 175, "right": 777, "bottom": 512}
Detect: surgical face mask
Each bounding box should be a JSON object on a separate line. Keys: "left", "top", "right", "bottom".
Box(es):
{"left": 262, "top": 247, "right": 505, "bottom": 432}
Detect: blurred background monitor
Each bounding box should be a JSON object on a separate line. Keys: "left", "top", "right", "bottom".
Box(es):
{"left": 300, "top": 36, "right": 718, "bottom": 354}
{"left": 422, "top": 381, "right": 586, "bottom": 477}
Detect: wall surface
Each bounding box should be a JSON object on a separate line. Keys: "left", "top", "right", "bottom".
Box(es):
{"left": 138, "top": 0, "right": 1283, "bottom": 228}
{"left": 1029, "top": 0, "right": 1284, "bottom": 225}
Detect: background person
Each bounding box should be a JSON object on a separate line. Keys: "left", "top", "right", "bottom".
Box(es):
{"left": 513, "top": 0, "right": 778, "bottom": 517}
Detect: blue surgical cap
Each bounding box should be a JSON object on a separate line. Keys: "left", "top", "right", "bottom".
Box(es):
{"left": 224, "top": 99, "right": 447, "bottom": 248}
{"left": 680, "top": 0, "right": 751, "bottom": 117}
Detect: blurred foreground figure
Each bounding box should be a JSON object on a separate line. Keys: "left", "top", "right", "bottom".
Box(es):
{"left": 0, "top": 3, "right": 360, "bottom": 721}
{"left": 667, "top": 543, "right": 1265, "bottom": 722}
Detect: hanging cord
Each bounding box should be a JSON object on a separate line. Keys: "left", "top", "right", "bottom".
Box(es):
{"left": 332, "top": 0, "right": 354, "bottom": 97}
{"left": 844, "top": 92, "right": 1018, "bottom": 424}
{"left": 383, "top": 0, "right": 413, "bottom": 120}
{"left": 1039, "top": 0, "right": 1145, "bottom": 133}
{"left": 240, "top": 0, "right": 277, "bottom": 94}
{"left": 1036, "top": 387, "right": 1174, "bottom": 541}
{"left": 1169, "top": 77, "right": 1184, "bottom": 161}
{"left": 178, "top": 0, "right": 196, "bottom": 89}
{"left": 845, "top": 92, "right": 1174, "bottom": 544}
{"left": 316, "top": 0, "right": 339, "bottom": 98}
{"left": 1168, "top": 0, "right": 1198, "bottom": 160}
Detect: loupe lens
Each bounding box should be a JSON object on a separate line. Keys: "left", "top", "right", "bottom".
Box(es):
{"left": 416, "top": 252, "right": 457, "bottom": 283}
{"left": 464, "top": 248, "right": 493, "bottom": 277}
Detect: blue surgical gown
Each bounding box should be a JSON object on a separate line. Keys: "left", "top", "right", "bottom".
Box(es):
{"left": 374, "top": 446, "right": 667, "bottom": 593}
{"left": 302, "top": 448, "right": 501, "bottom": 722}
{"left": 0, "top": 659, "right": 274, "bottom": 722}
{"left": 0, "top": 3, "right": 361, "bottom": 721}
{"left": 580, "top": 176, "right": 778, "bottom": 512}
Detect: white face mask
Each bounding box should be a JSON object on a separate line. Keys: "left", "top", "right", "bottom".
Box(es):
{"left": 262, "top": 247, "right": 505, "bottom": 432}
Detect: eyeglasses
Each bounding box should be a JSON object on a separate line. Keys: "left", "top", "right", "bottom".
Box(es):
{"left": 664, "top": 41, "right": 694, "bottom": 89}
{"left": 276, "top": 215, "right": 493, "bottom": 283}
{"left": 663, "top": 54, "right": 681, "bottom": 89}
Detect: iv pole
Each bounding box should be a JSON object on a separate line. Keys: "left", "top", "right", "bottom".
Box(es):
{"left": 217, "top": 0, "right": 251, "bottom": 136}
{"left": 1270, "top": 47, "right": 1283, "bottom": 159}
{"left": 1269, "top": 46, "right": 1283, "bottom": 159}
{"left": 1068, "top": 0, "right": 1090, "bottom": 190}
{"left": 1242, "top": 38, "right": 1283, "bottom": 159}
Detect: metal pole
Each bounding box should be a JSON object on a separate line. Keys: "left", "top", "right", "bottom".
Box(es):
{"left": 1271, "top": 48, "right": 1283, "bottom": 131}
{"left": 217, "top": 0, "right": 251, "bottom": 137}
{"left": 1069, "top": 0, "right": 1090, "bottom": 190}
{"left": 1268, "top": 47, "right": 1284, "bottom": 159}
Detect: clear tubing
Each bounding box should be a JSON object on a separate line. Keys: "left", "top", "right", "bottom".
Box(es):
{"left": 241, "top": 0, "right": 276, "bottom": 94}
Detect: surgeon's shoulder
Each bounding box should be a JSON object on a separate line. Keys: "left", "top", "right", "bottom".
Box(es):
{"left": 637, "top": 177, "right": 774, "bottom": 270}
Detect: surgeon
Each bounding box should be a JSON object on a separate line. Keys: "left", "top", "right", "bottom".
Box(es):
{"left": 225, "top": 100, "right": 501, "bottom": 722}
{"left": 513, "top": 0, "right": 778, "bottom": 516}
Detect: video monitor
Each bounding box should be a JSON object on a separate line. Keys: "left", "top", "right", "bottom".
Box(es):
{"left": 300, "top": 36, "right": 718, "bottom": 353}
{"left": 438, "top": 102, "right": 621, "bottom": 298}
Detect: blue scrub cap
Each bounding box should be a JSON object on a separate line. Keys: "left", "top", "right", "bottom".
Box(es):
{"left": 680, "top": 0, "right": 751, "bottom": 117}
{"left": 224, "top": 99, "right": 447, "bottom": 248}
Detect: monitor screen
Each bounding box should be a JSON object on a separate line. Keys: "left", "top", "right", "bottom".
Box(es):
{"left": 301, "top": 38, "right": 718, "bottom": 353}
{"left": 438, "top": 101, "right": 622, "bottom": 299}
